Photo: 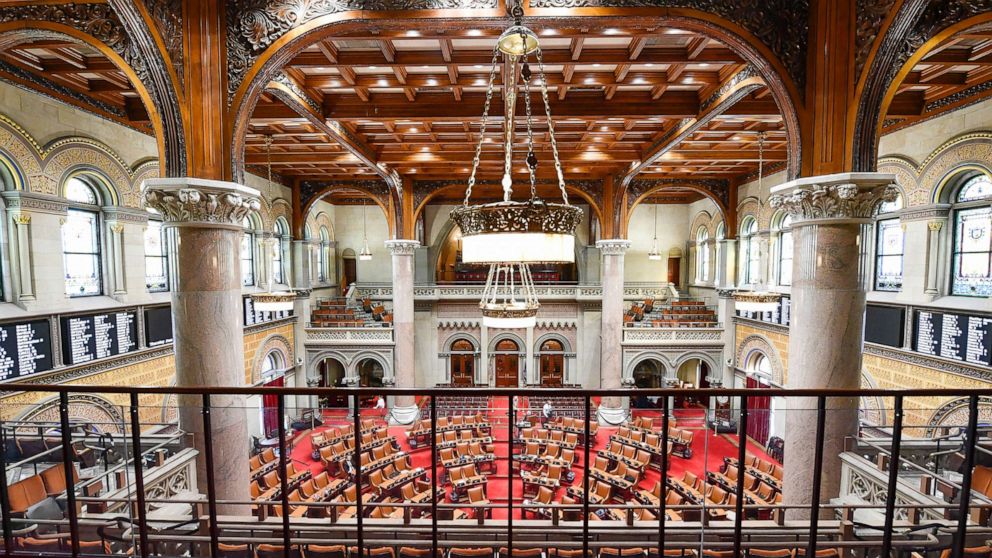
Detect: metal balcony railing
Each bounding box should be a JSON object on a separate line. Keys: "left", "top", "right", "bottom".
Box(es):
{"left": 2, "top": 385, "right": 992, "bottom": 558}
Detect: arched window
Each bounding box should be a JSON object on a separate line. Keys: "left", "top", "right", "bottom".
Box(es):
{"left": 745, "top": 352, "right": 772, "bottom": 377}
{"left": 715, "top": 221, "right": 725, "bottom": 283}
{"left": 62, "top": 176, "right": 103, "bottom": 297}
{"left": 695, "top": 227, "right": 710, "bottom": 283}
{"left": 739, "top": 216, "right": 759, "bottom": 285}
{"left": 318, "top": 226, "right": 330, "bottom": 283}
{"left": 773, "top": 213, "right": 793, "bottom": 286}
{"left": 273, "top": 218, "right": 289, "bottom": 285}
{"left": 241, "top": 216, "right": 255, "bottom": 286}
{"left": 144, "top": 218, "right": 169, "bottom": 292}
{"left": 874, "top": 194, "right": 904, "bottom": 291}
{"left": 449, "top": 338, "right": 475, "bottom": 387}
{"left": 952, "top": 174, "right": 992, "bottom": 296}
{"left": 261, "top": 351, "right": 283, "bottom": 376}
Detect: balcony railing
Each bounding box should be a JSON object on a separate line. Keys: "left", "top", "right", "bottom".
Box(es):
{"left": 2, "top": 385, "right": 992, "bottom": 557}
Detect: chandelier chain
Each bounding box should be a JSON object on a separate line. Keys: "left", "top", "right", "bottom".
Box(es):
{"left": 535, "top": 46, "right": 568, "bottom": 205}
{"left": 463, "top": 46, "right": 503, "bottom": 206}
{"left": 757, "top": 130, "right": 766, "bottom": 191}
{"left": 264, "top": 134, "right": 274, "bottom": 186}
{"left": 521, "top": 53, "right": 538, "bottom": 201}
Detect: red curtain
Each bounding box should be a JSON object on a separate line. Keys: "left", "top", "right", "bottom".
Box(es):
{"left": 262, "top": 376, "right": 284, "bottom": 437}
{"left": 745, "top": 376, "right": 771, "bottom": 447}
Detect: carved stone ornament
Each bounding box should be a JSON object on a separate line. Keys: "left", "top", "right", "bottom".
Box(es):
{"left": 385, "top": 239, "right": 420, "bottom": 256}
{"left": 768, "top": 179, "right": 900, "bottom": 222}
{"left": 11, "top": 214, "right": 30, "bottom": 225}
{"left": 143, "top": 179, "right": 261, "bottom": 227}
{"left": 596, "top": 239, "right": 631, "bottom": 255}
{"left": 928, "top": 221, "right": 944, "bottom": 232}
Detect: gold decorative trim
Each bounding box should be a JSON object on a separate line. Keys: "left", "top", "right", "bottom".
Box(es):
{"left": 11, "top": 213, "right": 30, "bottom": 225}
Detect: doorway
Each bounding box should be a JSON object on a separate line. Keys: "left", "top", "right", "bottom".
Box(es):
{"left": 356, "top": 358, "right": 385, "bottom": 407}
{"left": 631, "top": 359, "right": 665, "bottom": 409}
{"left": 493, "top": 338, "right": 520, "bottom": 387}
{"left": 318, "top": 357, "right": 347, "bottom": 408}
{"left": 449, "top": 338, "right": 476, "bottom": 387}
{"left": 342, "top": 248, "right": 357, "bottom": 286}
{"left": 538, "top": 339, "right": 565, "bottom": 386}
{"left": 261, "top": 375, "right": 284, "bottom": 438}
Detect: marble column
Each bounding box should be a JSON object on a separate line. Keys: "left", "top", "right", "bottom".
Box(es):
{"left": 525, "top": 326, "right": 535, "bottom": 385}
{"left": 292, "top": 240, "right": 312, "bottom": 290}
{"left": 769, "top": 173, "right": 898, "bottom": 516}
{"left": 144, "top": 178, "right": 260, "bottom": 514}
{"left": 480, "top": 324, "right": 489, "bottom": 386}
{"left": 716, "top": 238, "right": 737, "bottom": 289}
{"left": 596, "top": 239, "right": 630, "bottom": 424}
{"left": 385, "top": 240, "right": 419, "bottom": 424}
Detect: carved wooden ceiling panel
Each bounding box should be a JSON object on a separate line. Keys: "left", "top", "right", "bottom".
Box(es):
{"left": 245, "top": 24, "right": 787, "bottom": 188}
{"left": 883, "top": 26, "right": 992, "bottom": 133}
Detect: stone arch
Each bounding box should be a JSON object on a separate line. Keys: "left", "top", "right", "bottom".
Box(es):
{"left": 489, "top": 332, "right": 526, "bottom": 354}
{"left": 308, "top": 350, "right": 352, "bottom": 384}
{"left": 673, "top": 351, "right": 721, "bottom": 377}
{"left": 859, "top": 370, "right": 886, "bottom": 428}
{"left": 535, "top": 332, "right": 572, "bottom": 353}
{"left": 736, "top": 197, "right": 765, "bottom": 230}
{"left": 918, "top": 133, "right": 992, "bottom": 204}
{"left": 313, "top": 210, "right": 334, "bottom": 240}
{"left": 445, "top": 332, "right": 480, "bottom": 351}
{"left": 351, "top": 351, "right": 393, "bottom": 383}
{"left": 0, "top": 115, "right": 43, "bottom": 191}
{"left": 270, "top": 198, "right": 293, "bottom": 231}
{"left": 16, "top": 394, "right": 126, "bottom": 435}
{"left": 736, "top": 334, "right": 785, "bottom": 386}
{"left": 925, "top": 396, "right": 992, "bottom": 438}
{"left": 689, "top": 210, "right": 715, "bottom": 238}
{"left": 877, "top": 156, "right": 923, "bottom": 207}
{"left": 251, "top": 333, "right": 293, "bottom": 385}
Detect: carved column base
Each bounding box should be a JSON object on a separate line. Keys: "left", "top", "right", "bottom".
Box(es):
{"left": 388, "top": 404, "right": 420, "bottom": 425}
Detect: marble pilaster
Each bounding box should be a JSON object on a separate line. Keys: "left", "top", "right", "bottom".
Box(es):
{"left": 144, "top": 177, "right": 261, "bottom": 514}
{"left": 768, "top": 173, "right": 899, "bottom": 516}
{"left": 291, "top": 240, "right": 312, "bottom": 290}
{"left": 386, "top": 239, "right": 419, "bottom": 424}
{"left": 717, "top": 238, "right": 737, "bottom": 289}
{"left": 596, "top": 239, "right": 630, "bottom": 424}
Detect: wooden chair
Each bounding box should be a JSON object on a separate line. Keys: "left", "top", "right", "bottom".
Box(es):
{"left": 257, "top": 544, "right": 303, "bottom": 558}
{"left": 449, "top": 549, "right": 494, "bottom": 558}
{"left": 523, "top": 485, "right": 553, "bottom": 519}
{"left": 600, "top": 548, "right": 645, "bottom": 558}
{"left": 398, "top": 547, "right": 443, "bottom": 558}
{"left": 306, "top": 545, "right": 347, "bottom": 558}
{"left": 219, "top": 543, "right": 252, "bottom": 558}
{"left": 498, "top": 548, "right": 543, "bottom": 558}
{"left": 466, "top": 486, "right": 491, "bottom": 519}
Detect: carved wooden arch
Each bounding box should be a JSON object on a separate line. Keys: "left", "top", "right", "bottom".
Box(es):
{"left": 15, "top": 393, "right": 126, "bottom": 435}
{"left": 625, "top": 180, "right": 729, "bottom": 238}
{"left": 853, "top": 6, "right": 992, "bottom": 172}
{"left": 736, "top": 333, "right": 785, "bottom": 386}
{"left": 412, "top": 181, "right": 605, "bottom": 232}
{"left": 227, "top": 9, "right": 803, "bottom": 188}
{"left": 300, "top": 182, "right": 395, "bottom": 239}
{"left": 0, "top": 20, "right": 175, "bottom": 177}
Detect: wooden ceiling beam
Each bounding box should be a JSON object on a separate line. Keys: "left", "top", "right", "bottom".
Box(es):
{"left": 303, "top": 70, "right": 723, "bottom": 89}
{"left": 289, "top": 46, "right": 744, "bottom": 68}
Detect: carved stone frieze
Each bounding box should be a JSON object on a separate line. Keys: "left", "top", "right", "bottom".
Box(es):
{"left": 596, "top": 239, "right": 631, "bottom": 255}
{"left": 627, "top": 178, "right": 730, "bottom": 210}
{"left": 144, "top": 180, "right": 261, "bottom": 226}
{"left": 527, "top": 0, "right": 809, "bottom": 90}
{"left": 226, "top": 0, "right": 499, "bottom": 100}
{"left": 1, "top": 191, "right": 69, "bottom": 215}
{"left": 768, "top": 181, "right": 899, "bottom": 221}
{"left": 863, "top": 343, "right": 992, "bottom": 383}
{"left": 385, "top": 239, "right": 420, "bottom": 256}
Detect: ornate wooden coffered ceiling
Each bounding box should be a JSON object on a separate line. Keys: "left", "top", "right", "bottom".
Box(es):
{"left": 245, "top": 25, "right": 788, "bottom": 185}
{"left": 882, "top": 25, "right": 992, "bottom": 133}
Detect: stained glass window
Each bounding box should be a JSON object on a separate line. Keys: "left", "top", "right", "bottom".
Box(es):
{"left": 696, "top": 227, "right": 709, "bottom": 282}
{"left": 776, "top": 214, "right": 793, "bottom": 286}
{"left": 144, "top": 220, "right": 168, "bottom": 292}
{"left": 273, "top": 219, "right": 287, "bottom": 285}
{"left": 952, "top": 206, "right": 992, "bottom": 296}
{"left": 318, "top": 226, "right": 329, "bottom": 283}
{"left": 740, "top": 217, "right": 759, "bottom": 285}
{"left": 959, "top": 175, "right": 992, "bottom": 202}
{"left": 62, "top": 208, "right": 102, "bottom": 297}
{"left": 241, "top": 217, "right": 255, "bottom": 287}
{"left": 875, "top": 219, "right": 904, "bottom": 291}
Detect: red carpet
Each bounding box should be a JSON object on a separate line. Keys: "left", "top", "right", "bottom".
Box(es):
{"left": 287, "top": 404, "right": 777, "bottom": 520}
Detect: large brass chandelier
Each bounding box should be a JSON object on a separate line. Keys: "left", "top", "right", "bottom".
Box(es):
{"left": 450, "top": 2, "right": 582, "bottom": 329}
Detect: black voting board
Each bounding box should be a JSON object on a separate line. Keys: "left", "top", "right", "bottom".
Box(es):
{"left": 0, "top": 319, "right": 53, "bottom": 381}
{"left": 864, "top": 305, "right": 905, "bottom": 348}
{"left": 913, "top": 310, "right": 992, "bottom": 367}
{"left": 144, "top": 306, "right": 173, "bottom": 347}
{"left": 60, "top": 311, "right": 138, "bottom": 365}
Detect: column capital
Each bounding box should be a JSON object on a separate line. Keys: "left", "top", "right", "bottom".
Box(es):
{"left": 385, "top": 239, "right": 420, "bottom": 256}
{"left": 768, "top": 172, "right": 899, "bottom": 223}
{"left": 143, "top": 178, "right": 260, "bottom": 229}
{"left": 596, "top": 239, "right": 631, "bottom": 255}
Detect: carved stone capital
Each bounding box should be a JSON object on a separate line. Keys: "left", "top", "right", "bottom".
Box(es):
{"left": 596, "top": 239, "right": 631, "bottom": 256}
{"left": 142, "top": 178, "right": 260, "bottom": 229}
{"left": 928, "top": 221, "right": 944, "bottom": 232}
{"left": 385, "top": 239, "right": 420, "bottom": 257}
{"left": 11, "top": 213, "right": 30, "bottom": 225}
{"left": 768, "top": 172, "right": 899, "bottom": 223}
{"left": 109, "top": 223, "right": 125, "bottom": 234}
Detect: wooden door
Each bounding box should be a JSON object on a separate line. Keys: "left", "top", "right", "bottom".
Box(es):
{"left": 540, "top": 354, "right": 564, "bottom": 386}
{"left": 343, "top": 257, "right": 357, "bottom": 286}
{"left": 451, "top": 354, "right": 474, "bottom": 386}
{"left": 667, "top": 257, "right": 680, "bottom": 285}
{"left": 495, "top": 354, "right": 518, "bottom": 387}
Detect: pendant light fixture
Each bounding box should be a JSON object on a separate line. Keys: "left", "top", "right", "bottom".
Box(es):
{"left": 251, "top": 134, "right": 294, "bottom": 313}
{"left": 733, "top": 131, "right": 781, "bottom": 313}
{"left": 648, "top": 203, "right": 662, "bottom": 260}
{"left": 359, "top": 199, "right": 373, "bottom": 261}
{"left": 449, "top": 0, "right": 581, "bottom": 329}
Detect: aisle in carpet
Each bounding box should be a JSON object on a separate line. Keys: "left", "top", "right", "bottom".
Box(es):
{"left": 287, "top": 405, "right": 776, "bottom": 520}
